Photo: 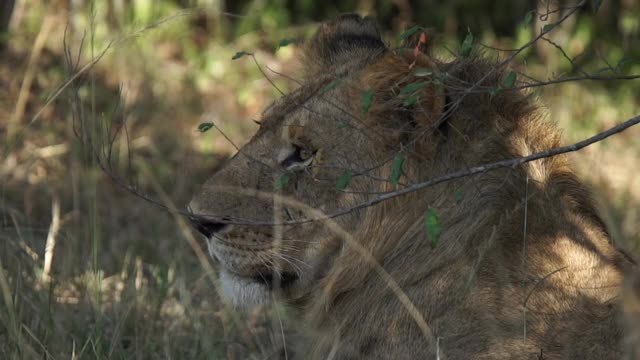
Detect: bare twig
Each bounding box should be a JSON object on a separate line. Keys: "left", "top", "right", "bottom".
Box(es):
{"left": 64, "top": 0, "right": 640, "bottom": 230}
{"left": 523, "top": 266, "right": 569, "bottom": 309}
{"left": 3, "top": 9, "right": 194, "bottom": 155}
{"left": 510, "top": 73, "right": 640, "bottom": 91}
{"left": 539, "top": 36, "right": 588, "bottom": 76}
{"left": 305, "top": 114, "right": 640, "bottom": 226}
{"left": 85, "top": 110, "right": 640, "bottom": 228}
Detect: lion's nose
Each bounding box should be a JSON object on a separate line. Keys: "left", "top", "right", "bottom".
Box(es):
{"left": 189, "top": 216, "right": 227, "bottom": 239}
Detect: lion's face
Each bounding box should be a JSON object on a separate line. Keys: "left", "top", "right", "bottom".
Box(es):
{"left": 189, "top": 14, "right": 444, "bottom": 307}
{"left": 189, "top": 83, "right": 380, "bottom": 307}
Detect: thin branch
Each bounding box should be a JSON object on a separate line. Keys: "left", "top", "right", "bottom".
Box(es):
{"left": 539, "top": 36, "right": 588, "bottom": 76}
{"left": 4, "top": 9, "right": 194, "bottom": 154}
{"left": 512, "top": 73, "right": 640, "bottom": 90}
{"left": 65, "top": 0, "right": 640, "bottom": 229}
{"left": 103, "top": 114, "right": 640, "bottom": 227}
{"left": 303, "top": 114, "right": 640, "bottom": 227}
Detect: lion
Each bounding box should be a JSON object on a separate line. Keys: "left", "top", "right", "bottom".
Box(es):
{"left": 188, "top": 14, "right": 638, "bottom": 359}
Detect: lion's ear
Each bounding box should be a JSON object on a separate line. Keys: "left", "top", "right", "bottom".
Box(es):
{"left": 412, "top": 77, "right": 446, "bottom": 130}
{"left": 359, "top": 50, "right": 448, "bottom": 156}
{"left": 400, "top": 64, "right": 448, "bottom": 157}
{"left": 303, "top": 14, "right": 387, "bottom": 76}
{"left": 363, "top": 51, "right": 446, "bottom": 129}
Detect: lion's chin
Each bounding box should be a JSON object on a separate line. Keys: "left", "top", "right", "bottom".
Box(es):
{"left": 219, "top": 270, "right": 274, "bottom": 309}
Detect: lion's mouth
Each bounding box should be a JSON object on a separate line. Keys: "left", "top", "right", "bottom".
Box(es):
{"left": 251, "top": 270, "right": 299, "bottom": 290}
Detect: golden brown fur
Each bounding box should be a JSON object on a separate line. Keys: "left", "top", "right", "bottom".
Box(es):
{"left": 189, "top": 14, "right": 638, "bottom": 359}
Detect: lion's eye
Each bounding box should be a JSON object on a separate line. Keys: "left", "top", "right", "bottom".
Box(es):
{"left": 281, "top": 144, "right": 315, "bottom": 171}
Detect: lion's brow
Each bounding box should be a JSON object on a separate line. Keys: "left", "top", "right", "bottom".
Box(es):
{"left": 259, "top": 85, "right": 319, "bottom": 129}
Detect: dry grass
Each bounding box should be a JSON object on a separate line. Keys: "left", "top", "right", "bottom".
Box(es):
{"left": 0, "top": 2, "right": 638, "bottom": 359}
{"left": 0, "top": 4, "right": 298, "bottom": 359}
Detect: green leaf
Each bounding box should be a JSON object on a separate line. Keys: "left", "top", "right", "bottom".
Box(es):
{"left": 337, "top": 122, "right": 349, "bottom": 129}
{"left": 542, "top": 23, "right": 557, "bottom": 33}
{"left": 424, "top": 208, "right": 441, "bottom": 248}
{"left": 490, "top": 87, "right": 500, "bottom": 97}
{"left": 198, "top": 122, "right": 214, "bottom": 132}
{"left": 277, "top": 38, "right": 297, "bottom": 49}
{"left": 400, "top": 81, "right": 429, "bottom": 95}
{"left": 274, "top": 174, "right": 290, "bottom": 191}
{"left": 524, "top": 11, "right": 534, "bottom": 26}
{"left": 232, "top": 51, "right": 250, "bottom": 60}
{"left": 399, "top": 25, "right": 421, "bottom": 40}
{"left": 459, "top": 31, "right": 474, "bottom": 57}
{"left": 322, "top": 79, "right": 342, "bottom": 93}
{"left": 403, "top": 95, "right": 418, "bottom": 107}
{"left": 454, "top": 190, "right": 463, "bottom": 202}
{"left": 502, "top": 71, "right": 517, "bottom": 89}
{"left": 591, "top": 0, "right": 603, "bottom": 13}
{"left": 335, "top": 169, "right": 353, "bottom": 192}
{"left": 412, "top": 68, "right": 433, "bottom": 77}
{"left": 361, "top": 89, "right": 374, "bottom": 116}
{"left": 152, "top": 266, "right": 169, "bottom": 287}
{"left": 389, "top": 154, "right": 404, "bottom": 188}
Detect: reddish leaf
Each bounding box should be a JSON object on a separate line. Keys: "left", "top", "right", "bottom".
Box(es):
{"left": 419, "top": 32, "right": 427, "bottom": 45}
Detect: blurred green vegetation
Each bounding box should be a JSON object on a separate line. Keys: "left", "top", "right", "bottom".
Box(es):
{"left": 0, "top": 0, "right": 639, "bottom": 358}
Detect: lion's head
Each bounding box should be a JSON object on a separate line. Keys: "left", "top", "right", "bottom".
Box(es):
{"left": 188, "top": 14, "right": 453, "bottom": 308}
{"left": 188, "top": 13, "right": 538, "bottom": 307}
{"left": 189, "top": 14, "right": 637, "bottom": 358}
